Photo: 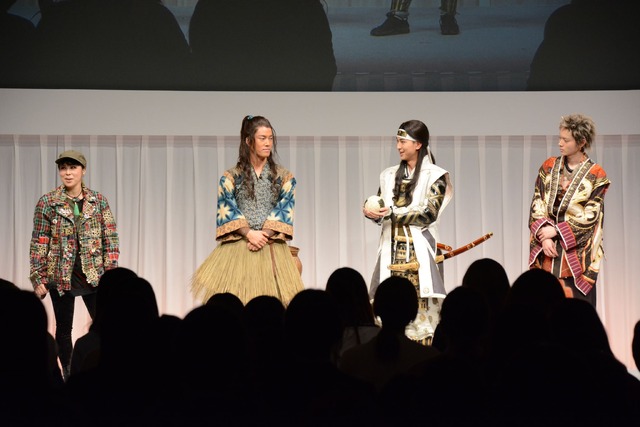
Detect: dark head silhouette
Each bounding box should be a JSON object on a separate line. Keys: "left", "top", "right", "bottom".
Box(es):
{"left": 437, "top": 285, "right": 489, "bottom": 353}
{"left": 285, "top": 289, "right": 343, "bottom": 362}
{"left": 326, "top": 267, "right": 376, "bottom": 327}
{"left": 374, "top": 276, "right": 418, "bottom": 332}
{"left": 462, "top": 257, "right": 510, "bottom": 317}
{"left": 508, "top": 268, "right": 565, "bottom": 317}
{"left": 206, "top": 291, "right": 244, "bottom": 320}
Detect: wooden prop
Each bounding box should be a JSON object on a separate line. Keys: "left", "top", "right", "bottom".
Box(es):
{"left": 437, "top": 243, "right": 453, "bottom": 251}
{"left": 435, "top": 232, "right": 493, "bottom": 263}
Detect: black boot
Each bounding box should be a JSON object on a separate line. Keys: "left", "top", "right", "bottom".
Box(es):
{"left": 371, "top": 13, "right": 410, "bottom": 36}
{"left": 440, "top": 13, "right": 459, "bottom": 35}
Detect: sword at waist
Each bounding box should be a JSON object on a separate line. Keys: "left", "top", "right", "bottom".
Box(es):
{"left": 435, "top": 232, "right": 493, "bottom": 263}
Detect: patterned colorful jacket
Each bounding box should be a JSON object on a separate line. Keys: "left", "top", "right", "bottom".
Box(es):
{"left": 215, "top": 165, "right": 295, "bottom": 242}
{"left": 529, "top": 156, "right": 610, "bottom": 296}
{"left": 29, "top": 185, "right": 119, "bottom": 295}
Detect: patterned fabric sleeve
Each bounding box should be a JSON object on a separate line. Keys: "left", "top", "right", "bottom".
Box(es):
{"left": 556, "top": 165, "right": 610, "bottom": 253}
{"left": 529, "top": 160, "right": 553, "bottom": 230}
{"left": 393, "top": 177, "right": 447, "bottom": 228}
{"left": 216, "top": 171, "right": 250, "bottom": 241}
{"left": 29, "top": 196, "right": 52, "bottom": 288}
{"left": 528, "top": 159, "right": 560, "bottom": 265}
{"left": 263, "top": 171, "right": 296, "bottom": 240}
{"left": 99, "top": 194, "right": 120, "bottom": 270}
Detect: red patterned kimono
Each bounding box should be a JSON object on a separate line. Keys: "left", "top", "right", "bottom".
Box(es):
{"left": 529, "top": 156, "right": 610, "bottom": 297}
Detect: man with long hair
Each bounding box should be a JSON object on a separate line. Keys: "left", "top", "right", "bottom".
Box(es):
{"left": 191, "top": 115, "right": 303, "bottom": 306}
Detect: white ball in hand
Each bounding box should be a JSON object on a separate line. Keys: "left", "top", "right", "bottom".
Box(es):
{"left": 364, "top": 195, "right": 385, "bottom": 215}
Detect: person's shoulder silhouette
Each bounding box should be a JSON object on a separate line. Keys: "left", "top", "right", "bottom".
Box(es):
{"left": 0, "top": 286, "right": 64, "bottom": 424}
{"left": 34, "top": 0, "right": 189, "bottom": 89}
{"left": 528, "top": 0, "right": 640, "bottom": 90}
{"left": 340, "top": 276, "right": 439, "bottom": 391}
{"left": 189, "top": 0, "right": 336, "bottom": 90}
{"left": 0, "top": 0, "right": 36, "bottom": 87}
{"left": 276, "top": 289, "right": 376, "bottom": 426}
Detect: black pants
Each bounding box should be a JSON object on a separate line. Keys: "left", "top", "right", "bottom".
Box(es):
{"left": 560, "top": 277, "right": 597, "bottom": 308}
{"left": 50, "top": 290, "right": 97, "bottom": 369}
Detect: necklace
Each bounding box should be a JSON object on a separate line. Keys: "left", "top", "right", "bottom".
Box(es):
{"left": 66, "top": 188, "right": 83, "bottom": 219}
{"left": 67, "top": 189, "right": 83, "bottom": 199}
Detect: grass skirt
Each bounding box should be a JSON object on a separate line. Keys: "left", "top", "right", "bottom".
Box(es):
{"left": 191, "top": 239, "right": 304, "bottom": 305}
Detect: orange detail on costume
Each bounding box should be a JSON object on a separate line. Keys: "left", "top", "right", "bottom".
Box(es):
{"left": 543, "top": 157, "right": 557, "bottom": 169}
{"left": 590, "top": 164, "right": 607, "bottom": 178}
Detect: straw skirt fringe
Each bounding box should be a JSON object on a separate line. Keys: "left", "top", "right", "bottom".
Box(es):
{"left": 191, "top": 239, "right": 304, "bottom": 305}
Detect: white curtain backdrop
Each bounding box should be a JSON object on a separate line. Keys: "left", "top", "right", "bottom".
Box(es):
{"left": 1, "top": 133, "right": 638, "bottom": 371}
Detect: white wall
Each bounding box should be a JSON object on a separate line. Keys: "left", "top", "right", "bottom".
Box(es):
{"left": 2, "top": 89, "right": 639, "bottom": 137}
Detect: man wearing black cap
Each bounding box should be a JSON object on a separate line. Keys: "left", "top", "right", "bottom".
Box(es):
{"left": 29, "top": 150, "right": 120, "bottom": 380}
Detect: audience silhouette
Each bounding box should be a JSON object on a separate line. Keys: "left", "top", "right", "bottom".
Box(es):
{"left": 6, "top": 256, "right": 639, "bottom": 426}
{"left": 0, "top": 0, "right": 36, "bottom": 88}
{"left": 432, "top": 256, "right": 510, "bottom": 351}
{"left": 280, "top": 289, "right": 377, "bottom": 426}
{"left": 243, "top": 295, "right": 287, "bottom": 390}
{"left": 0, "top": 280, "right": 64, "bottom": 426}
{"left": 492, "top": 294, "right": 640, "bottom": 427}
{"left": 188, "top": 0, "right": 337, "bottom": 90}
{"left": 548, "top": 298, "right": 640, "bottom": 426}
{"left": 486, "top": 268, "right": 565, "bottom": 376}
{"left": 64, "top": 274, "right": 163, "bottom": 425}
{"left": 205, "top": 291, "right": 245, "bottom": 319}
{"left": 339, "top": 276, "right": 440, "bottom": 391}
{"left": 5, "top": 0, "right": 336, "bottom": 90}
{"left": 5, "top": 1, "right": 640, "bottom": 91}
{"left": 384, "top": 285, "right": 491, "bottom": 427}
{"left": 325, "top": 267, "right": 380, "bottom": 362}
{"left": 33, "top": 0, "right": 189, "bottom": 90}
{"left": 170, "top": 302, "right": 250, "bottom": 426}
{"left": 70, "top": 266, "right": 139, "bottom": 377}
{"left": 461, "top": 257, "right": 510, "bottom": 323}
{"left": 634, "top": 320, "right": 640, "bottom": 372}
{"left": 527, "top": 0, "right": 640, "bottom": 90}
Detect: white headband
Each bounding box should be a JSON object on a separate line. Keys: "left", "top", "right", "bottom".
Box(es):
{"left": 396, "top": 129, "right": 418, "bottom": 142}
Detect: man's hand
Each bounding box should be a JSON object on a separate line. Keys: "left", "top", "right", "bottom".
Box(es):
{"left": 541, "top": 238, "right": 558, "bottom": 258}
{"left": 363, "top": 206, "right": 389, "bottom": 220}
{"left": 246, "top": 230, "right": 269, "bottom": 251}
{"left": 34, "top": 283, "right": 48, "bottom": 297}
{"left": 537, "top": 225, "right": 557, "bottom": 241}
